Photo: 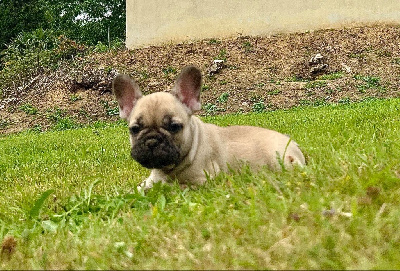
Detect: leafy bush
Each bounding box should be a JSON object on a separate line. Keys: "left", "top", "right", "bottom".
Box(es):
{"left": 55, "top": 35, "right": 87, "bottom": 59}
{"left": 93, "top": 39, "right": 125, "bottom": 53}
{"left": 353, "top": 74, "right": 386, "bottom": 93}
{"left": 1, "top": 29, "right": 58, "bottom": 78}
{"left": 0, "top": 0, "right": 50, "bottom": 51}
{"left": 0, "top": 29, "right": 86, "bottom": 97}
{"left": 101, "top": 100, "right": 119, "bottom": 116}
{"left": 0, "top": 0, "right": 126, "bottom": 50}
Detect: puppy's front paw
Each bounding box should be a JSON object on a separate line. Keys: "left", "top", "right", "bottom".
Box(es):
{"left": 136, "top": 177, "right": 154, "bottom": 193}
{"left": 136, "top": 170, "right": 167, "bottom": 193}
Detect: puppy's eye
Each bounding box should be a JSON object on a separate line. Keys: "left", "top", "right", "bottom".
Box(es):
{"left": 129, "top": 124, "right": 141, "bottom": 135}
{"left": 167, "top": 122, "right": 183, "bottom": 133}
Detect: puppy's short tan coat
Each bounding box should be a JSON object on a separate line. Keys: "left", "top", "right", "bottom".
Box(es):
{"left": 113, "top": 66, "right": 305, "bottom": 189}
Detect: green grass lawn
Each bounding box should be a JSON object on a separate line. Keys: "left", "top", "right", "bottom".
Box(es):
{"left": 1, "top": 98, "right": 399, "bottom": 269}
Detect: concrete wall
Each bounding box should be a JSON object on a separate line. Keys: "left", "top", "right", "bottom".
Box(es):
{"left": 126, "top": 0, "right": 400, "bottom": 48}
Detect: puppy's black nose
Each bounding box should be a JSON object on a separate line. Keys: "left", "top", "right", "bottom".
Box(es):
{"left": 145, "top": 138, "right": 159, "bottom": 149}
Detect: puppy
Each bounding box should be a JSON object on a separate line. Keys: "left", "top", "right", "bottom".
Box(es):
{"left": 113, "top": 66, "right": 305, "bottom": 190}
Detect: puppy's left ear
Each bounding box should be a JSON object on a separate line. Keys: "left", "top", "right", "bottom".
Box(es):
{"left": 172, "top": 66, "right": 202, "bottom": 113}
{"left": 112, "top": 74, "right": 143, "bottom": 121}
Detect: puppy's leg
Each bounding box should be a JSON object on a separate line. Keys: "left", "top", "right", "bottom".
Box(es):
{"left": 137, "top": 169, "right": 167, "bottom": 191}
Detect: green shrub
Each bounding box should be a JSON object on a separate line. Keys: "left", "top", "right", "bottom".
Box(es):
{"left": 93, "top": 39, "right": 125, "bottom": 53}
{"left": 0, "top": 29, "right": 86, "bottom": 97}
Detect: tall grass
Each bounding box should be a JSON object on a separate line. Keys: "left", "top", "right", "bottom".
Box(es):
{"left": 0, "top": 98, "right": 399, "bottom": 269}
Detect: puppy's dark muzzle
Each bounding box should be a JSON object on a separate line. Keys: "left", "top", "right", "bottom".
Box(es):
{"left": 144, "top": 137, "right": 160, "bottom": 150}
{"left": 131, "top": 133, "right": 181, "bottom": 169}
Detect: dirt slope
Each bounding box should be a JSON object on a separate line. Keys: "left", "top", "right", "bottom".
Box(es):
{"left": 1, "top": 24, "right": 400, "bottom": 134}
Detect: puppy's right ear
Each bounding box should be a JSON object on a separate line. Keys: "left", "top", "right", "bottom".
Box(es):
{"left": 112, "top": 74, "right": 143, "bottom": 121}
{"left": 172, "top": 66, "right": 202, "bottom": 113}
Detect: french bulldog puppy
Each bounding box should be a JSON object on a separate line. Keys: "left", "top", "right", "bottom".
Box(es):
{"left": 113, "top": 66, "right": 305, "bottom": 190}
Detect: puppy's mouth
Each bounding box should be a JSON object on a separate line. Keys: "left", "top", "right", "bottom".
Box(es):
{"left": 130, "top": 134, "right": 181, "bottom": 169}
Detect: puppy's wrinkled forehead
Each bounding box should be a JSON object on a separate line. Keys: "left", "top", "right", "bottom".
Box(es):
{"left": 128, "top": 92, "right": 189, "bottom": 125}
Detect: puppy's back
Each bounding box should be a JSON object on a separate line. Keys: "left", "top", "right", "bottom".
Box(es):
{"left": 216, "top": 125, "right": 305, "bottom": 170}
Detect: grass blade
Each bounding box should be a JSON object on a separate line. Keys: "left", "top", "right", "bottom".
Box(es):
{"left": 29, "top": 189, "right": 55, "bottom": 219}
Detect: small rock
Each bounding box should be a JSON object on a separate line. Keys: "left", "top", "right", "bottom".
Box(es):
{"left": 341, "top": 63, "right": 352, "bottom": 73}
{"left": 208, "top": 59, "right": 225, "bottom": 76}
{"left": 358, "top": 196, "right": 372, "bottom": 205}
{"left": 1, "top": 236, "right": 17, "bottom": 259}
{"left": 322, "top": 208, "right": 336, "bottom": 217}
{"left": 338, "top": 211, "right": 352, "bottom": 218}
{"left": 288, "top": 212, "right": 301, "bottom": 222}
{"left": 310, "top": 64, "right": 328, "bottom": 75}
{"left": 309, "top": 53, "right": 329, "bottom": 75}
{"left": 147, "top": 81, "right": 160, "bottom": 87}
{"left": 309, "top": 53, "right": 324, "bottom": 65}
{"left": 366, "top": 186, "right": 380, "bottom": 198}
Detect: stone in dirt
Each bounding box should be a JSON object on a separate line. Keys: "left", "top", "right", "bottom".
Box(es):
{"left": 208, "top": 59, "right": 225, "bottom": 76}
{"left": 309, "top": 53, "right": 328, "bottom": 75}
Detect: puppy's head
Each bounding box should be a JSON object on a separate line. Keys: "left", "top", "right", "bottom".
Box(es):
{"left": 112, "top": 66, "right": 202, "bottom": 169}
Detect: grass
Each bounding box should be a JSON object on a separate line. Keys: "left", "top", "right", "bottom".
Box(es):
{"left": 203, "top": 102, "right": 218, "bottom": 115}
{"left": 267, "top": 89, "right": 282, "bottom": 95}
{"left": 1, "top": 98, "right": 400, "bottom": 269}
{"left": 0, "top": 119, "right": 10, "bottom": 130}
{"left": 215, "top": 48, "right": 227, "bottom": 61}
{"left": 353, "top": 74, "right": 386, "bottom": 93}
{"left": 252, "top": 101, "right": 267, "bottom": 113}
{"left": 242, "top": 41, "right": 253, "bottom": 53}
{"left": 305, "top": 80, "right": 328, "bottom": 89}
{"left": 217, "top": 92, "right": 229, "bottom": 103}
{"left": 19, "top": 104, "right": 38, "bottom": 115}
{"left": 317, "top": 72, "right": 344, "bottom": 80}
{"left": 162, "top": 66, "right": 177, "bottom": 76}
{"left": 69, "top": 94, "right": 82, "bottom": 103}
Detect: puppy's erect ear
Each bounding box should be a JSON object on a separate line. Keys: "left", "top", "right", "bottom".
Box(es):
{"left": 112, "top": 74, "right": 143, "bottom": 121}
{"left": 172, "top": 66, "right": 202, "bottom": 113}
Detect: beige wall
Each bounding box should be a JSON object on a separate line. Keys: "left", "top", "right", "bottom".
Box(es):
{"left": 126, "top": 0, "right": 400, "bottom": 48}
